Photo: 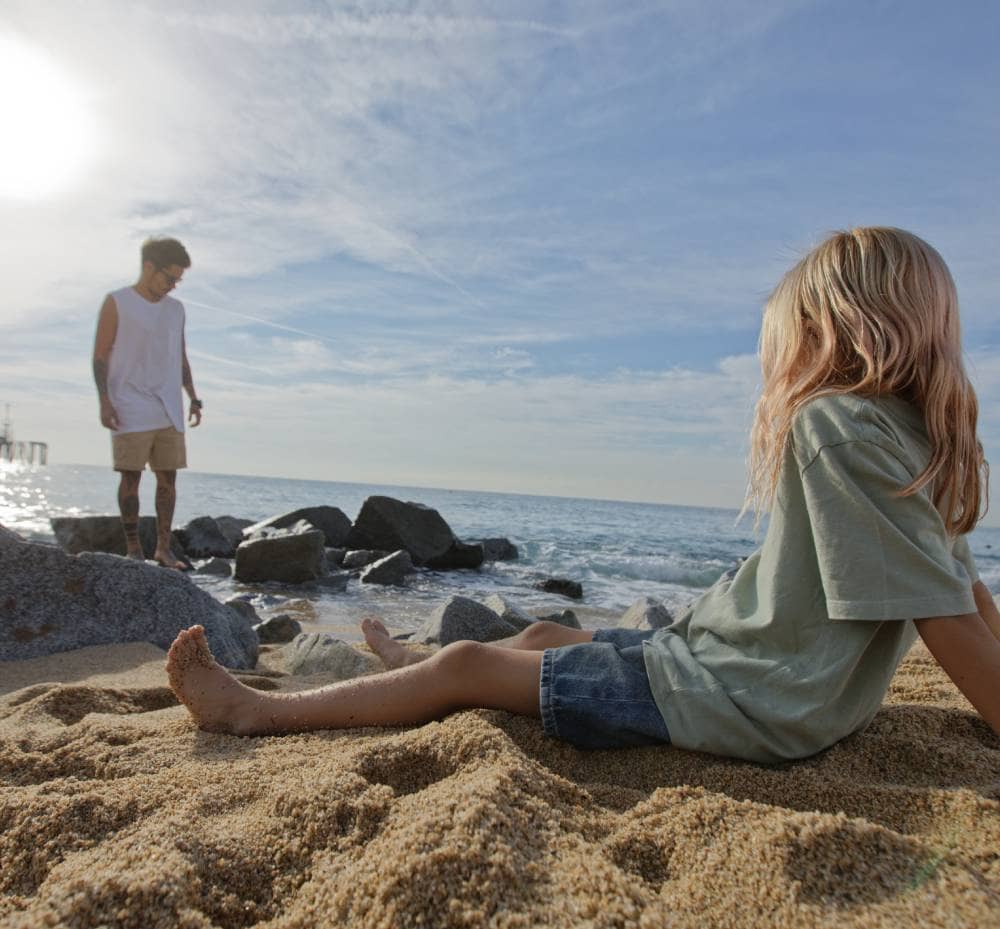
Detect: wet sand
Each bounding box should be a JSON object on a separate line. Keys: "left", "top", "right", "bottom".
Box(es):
{"left": 1, "top": 637, "right": 998, "bottom": 928}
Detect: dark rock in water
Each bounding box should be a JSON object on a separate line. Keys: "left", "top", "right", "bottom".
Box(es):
{"left": 50, "top": 515, "right": 191, "bottom": 567}
{"left": 418, "top": 596, "right": 516, "bottom": 645}
{"left": 284, "top": 633, "right": 378, "bottom": 677}
{"left": 234, "top": 531, "right": 326, "bottom": 584}
{"left": 536, "top": 609, "right": 582, "bottom": 629}
{"left": 346, "top": 496, "right": 458, "bottom": 567}
{"left": 243, "top": 506, "right": 352, "bottom": 547}
{"left": 0, "top": 527, "right": 257, "bottom": 668}
{"left": 482, "top": 594, "right": 534, "bottom": 632}
{"left": 426, "top": 540, "right": 484, "bottom": 570}
{"left": 193, "top": 557, "right": 232, "bottom": 577}
{"left": 478, "top": 538, "right": 519, "bottom": 562}
{"left": 342, "top": 549, "right": 384, "bottom": 570}
{"left": 534, "top": 577, "right": 583, "bottom": 600}
{"left": 224, "top": 597, "right": 262, "bottom": 625}
{"left": 215, "top": 515, "right": 253, "bottom": 550}
{"left": 325, "top": 547, "right": 347, "bottom": 567}
{"left": 175, "top": 516, "right": 237, "bottom": 558}
{"left": 361, "top": 550, "right": 413, "bottom": 587}
{"left": 310, "top": 571, "right": 351, "bottom": 591}
{"left": 618, "top": 596, "right": 673, "bottom": 630}
{"left": 254, "top": 614, "right": 301, "bottom": 644}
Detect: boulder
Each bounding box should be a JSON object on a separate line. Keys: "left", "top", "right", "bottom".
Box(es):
{"left": 536, "top": 609, "right": 582, "bottom": 629}
{"left": 618, "top": 596, "right": 673, "bottom": 630}
{"left": 479, "top": 538, "right": 519, "bottom": 562}
{"left": 254, "top": 614, "right": 301, "bottom": 644}
{"left": 361, "top": 550, "right": 414, "bottom": 587}
{"left": 50, "top": 515, "right": 191, "bottom": 567}
{"left": 426, "top": 540, "right": 485, "bottom": 570}
{"left": 325, "top": 547, "right": 347, "bottom": 567}
{"left": 346, "top": 496, "right": 458, "bottom": 566}
{"left": 244, "top": 506, "right": 352, "bottom": 547}
{"left": 342, "top": 549, "right": 384, "bottom": 570}
{"left": 193, "top": 557, "right": 232, "bottom": 577}
{"left": 175, "top": 516, "right": 237, "bottom": 558}
{"left": 284, "top": 633, "right": 379, "bottom": 678}
{"left": 534, "top": 577, "right": 583, "bottom": 600}
{"left": 234, "top": 531, "right": 326, "bottom": 584}
{"left": 482, "top": 594, "right": 534, "bottom": 632}
{"left": 0, "top": 529, "right": 257, "bottom": 668}
{"left": 215, "top": 515, "right": 254, "bottom": 550}
{"left": 224, "top": 597, "right": 262, "bottom": 625}
{"left": 418, "top": 596, "right": 516, "bottom": 645}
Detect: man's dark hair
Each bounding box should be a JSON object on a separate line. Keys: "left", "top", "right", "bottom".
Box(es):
{"left": 141, "top": 237, "right": 191, "bottom": 269}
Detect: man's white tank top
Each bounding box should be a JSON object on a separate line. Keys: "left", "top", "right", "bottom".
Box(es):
{"left": 107, "top": 287, "right": 186, "bottom": 434}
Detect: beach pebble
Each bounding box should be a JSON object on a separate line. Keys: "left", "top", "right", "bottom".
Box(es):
{"left": 253, "top": 613, "right": 302, "bottom": 644}
{"left": 361, "top": 550, "right": 414, "bottom": 586}
{"left": 284, "top": 632, "right": 379, "bottom": 677}
{"left": 534, "top": 577, "right": 583, "bottom": 600}
{"left": 618, "top": 596, "right": 673, "bottom": 630}
{"left": 418, "top": 596, "right": 517, "bottom": 645}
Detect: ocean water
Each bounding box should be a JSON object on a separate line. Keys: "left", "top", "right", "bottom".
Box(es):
{"left": 3, "top": 462, "right": 1000, "bottom": 639}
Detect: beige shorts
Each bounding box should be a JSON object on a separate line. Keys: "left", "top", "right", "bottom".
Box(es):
{"left": 112, "top": 427, "right": 187, "bottom": 472}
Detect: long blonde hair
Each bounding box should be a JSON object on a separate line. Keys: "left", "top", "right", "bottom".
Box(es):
{"left": 747, "top": 226, "right": 987, "bottom": 535}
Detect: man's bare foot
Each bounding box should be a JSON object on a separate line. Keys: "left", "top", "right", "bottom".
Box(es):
{"left": 166, "top": 626, "right": 270, "bottom": 735}
{"left": 361, "top": 616, "right": 425, "bottom": 669}
{"left": 153, "top": 548, "right": 188, "bottom": 570}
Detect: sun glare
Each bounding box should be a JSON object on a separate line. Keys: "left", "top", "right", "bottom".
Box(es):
{"left": 0, "top": 34, "right": 98, "bottom": 200}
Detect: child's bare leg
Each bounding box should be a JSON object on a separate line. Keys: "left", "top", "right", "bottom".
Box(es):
{"left": 167, "top": 625, "right": 543, "bottom": 736}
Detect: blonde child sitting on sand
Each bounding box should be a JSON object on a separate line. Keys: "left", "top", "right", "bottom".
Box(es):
{"left": 167, "top": 227, "right": 1000, "bottom": 764}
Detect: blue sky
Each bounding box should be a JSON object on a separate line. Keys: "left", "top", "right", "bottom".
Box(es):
{"left": 1, "top": 1, "right": 998, "bottom": 520}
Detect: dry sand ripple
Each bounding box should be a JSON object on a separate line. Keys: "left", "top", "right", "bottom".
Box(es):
{"left": 1, "top": 641, "right": 998, "bottom": 928}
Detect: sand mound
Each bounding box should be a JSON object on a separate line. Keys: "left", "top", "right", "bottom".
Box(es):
{"left": 1, "top": 641, "right": 998, "bottom": 928}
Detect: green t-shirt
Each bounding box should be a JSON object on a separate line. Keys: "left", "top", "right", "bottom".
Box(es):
{"left": 643, "top": 393, "right": 978, "bottom": 764}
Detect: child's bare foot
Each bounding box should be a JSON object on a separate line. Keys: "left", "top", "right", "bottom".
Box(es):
{"left": 361, "top": 616, "right": 425, "bottom": 669}
{"left": 166, "top": 625, "right": 270, "bottom": 734}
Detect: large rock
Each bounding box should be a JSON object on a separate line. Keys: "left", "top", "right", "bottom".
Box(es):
{"left": 418, "top": 596, "right": 516, "bottom": 645}
{"left": 479, "top": 538, "right": 519, "bottom": 562}
{"left": 361, "top": 550, "right": 413, "bottom": 587}
{"left": 175, "top": 516, "right": 237, "bottom": 558}
{"left": 534, "top": 577, "right": 583, "bottom": 600}
{"left": 50, "top": 515, "right": 190, "bottom": 566}
{"left": 346, "top": 496, "right": 459, "bottom": 566}
{"left": 284, "top": 633, "right": 379, "bottom": 678}
{"left": 0, "top": 529, "right": 257, "bottom": 668}
{"left": 426, "top": 540, "right": 485, "bottom": 571}
{"left": 215, "top": 516, "right": 254, "bottom": 550}
{"left": 234, "top": 531, "right": 327, "bottom": 584}
{"left": 342, "top": 549, "right": 384, "bottom": 570}
{"left": 618, "top": 596, "right": 673, "bottom": 630}
{"left": 482, "top": 594, "right": 534, "bottom": 632}
{"left": 244, "top": 507, "right": 352, "bottom": 547}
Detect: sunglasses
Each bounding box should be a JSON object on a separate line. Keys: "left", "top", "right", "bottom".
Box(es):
{"left": 158, "top": 267, "right": 182, "bottom": 286}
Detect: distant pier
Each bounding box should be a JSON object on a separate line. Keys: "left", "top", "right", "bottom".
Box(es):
{"left": 0, "top": 404, "right": 48, "bottom": 465}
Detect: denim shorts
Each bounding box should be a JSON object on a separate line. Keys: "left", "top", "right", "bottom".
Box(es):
{"left": 539, "top": 628, "right": 671, "bottom": 750}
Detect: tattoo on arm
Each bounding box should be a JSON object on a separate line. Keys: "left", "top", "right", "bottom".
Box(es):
{"left": 93, "top": 358, "right": 110, "bottom": 399}
{"left": 182, "top": 357, "right": 195, "bottom": 395}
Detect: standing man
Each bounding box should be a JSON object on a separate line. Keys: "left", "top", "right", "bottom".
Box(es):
{"left": 92, "top": 237, "right": 202, "bottom": 568}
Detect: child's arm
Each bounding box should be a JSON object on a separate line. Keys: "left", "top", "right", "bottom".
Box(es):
{"left": 972, "top": 580, "right": 1000, "bottom": 643}
{"left": 915, "top": 608, "right": 1000, "bottom": 735}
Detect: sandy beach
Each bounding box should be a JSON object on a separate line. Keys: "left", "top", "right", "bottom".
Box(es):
{"left": 1, "top": 634, "right": 998, "bottom": 929}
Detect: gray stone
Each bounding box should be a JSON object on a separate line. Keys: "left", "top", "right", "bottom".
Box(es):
{"left": 478, "top": 538, "right": 520, "bottom": 561}
{"left": 342, "top": 549, "right": 384, "bottom": 569}
{"left": 284, "top": 633, "right": 379, "bottom": 678}
{"left": 426, "top": 540, "right": 485, "bottom": 570}
{"left": 482, "top": 594, "right": 534, "bottom": 632}
{"left": 536, "top": 609, "right": 582, "bottom": 629}
{"left": 243, "top": 506, "right": 352, "bottom": 547}
{"left": 361, "top": 550, "right": 413, "bottom": 586}
{"left": 534, "top": 577, "right": 583, "bottom": 600}
{"left": 310, "top": 570, "right": 351, "bottom": 591}
{"left": 346, "top": 496, "right": 458, "bottom": 566}
{"left": 0, "top": 530, "right": 257, "bottom": 668}
{"left": 215, "top": 515, "right": 254, "bottom": 550}
{"left": 234, "top": 530, "right": 327, "bottom": 584}
{"left": 254, "top": 614, "right": 301, "bottom": 644}
{"left": 618, "top": 596, "right": 673, "bottom": 630}
{"left": 418, "top": 596, "right": 516, "bottom": 645}
{"left": 175, "top": 516, "right": 237, "bottom": 558}
{"left": 50, "top": 515, "right": 191, "bottom": 567}
{"left": 193, "top": 557, "right": 232, "bottom": 577}
{"left": 325, "top": 547, "right": 347, "bottom": 566}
